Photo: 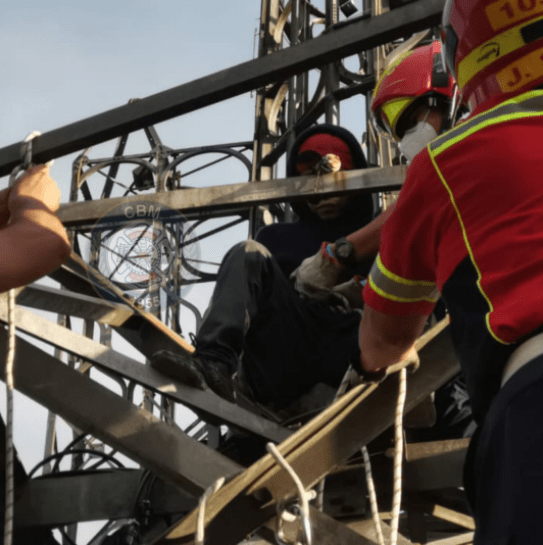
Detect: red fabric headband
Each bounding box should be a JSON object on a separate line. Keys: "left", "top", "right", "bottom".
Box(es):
{"left": 296, "top": 133, "right": 354, "bottom": 172}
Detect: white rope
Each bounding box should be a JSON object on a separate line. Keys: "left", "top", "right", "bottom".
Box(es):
{"left": 361, "top": 445, "right": 386, "bottom": 545}
{"left": 195, "top": 476, "right": 225, "bottom": 545}
{"left": 335, "top": 362, "right": 407, "bottom": 545}
{"left": 4, "top": 289, "right": 16, "bottom": 545}
{"left": 267, "top": 442, "right": 313, "bottom": 545}
{"left": 390, "top": 368, "right": 408, "bottom": 545}
{"left": 4, "top": 131, "right": 43, "bottom": 545}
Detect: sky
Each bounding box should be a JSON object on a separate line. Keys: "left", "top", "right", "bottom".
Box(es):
{"left": 0, "top": 1, "right": 368, "bottom": 541}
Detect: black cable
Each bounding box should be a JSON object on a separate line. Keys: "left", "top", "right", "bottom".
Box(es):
{"left": 86, "top": 448, "right": 120, "bottom": 470}
{"left": 28, "top": 449, "right": 124, "bottom": 479}
{"left": 58, "top": 526, "right": 77, "bottom": 545}
{"left": 27, "top": 433, "right": 87, "bottom": 478}
{"left": 52, "top": 448, "right": 125, "bottom": 475}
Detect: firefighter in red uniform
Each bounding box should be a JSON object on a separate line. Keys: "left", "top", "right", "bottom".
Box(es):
{"left": 359, "top": 1, "right": 543, "bottom": 542}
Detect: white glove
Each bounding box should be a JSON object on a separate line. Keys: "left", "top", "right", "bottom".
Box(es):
{"left": 291, "top": 242, "right": 343, "bottom": 297}
{"left": 332, "top": 275, "right": 366, "bottom": 310}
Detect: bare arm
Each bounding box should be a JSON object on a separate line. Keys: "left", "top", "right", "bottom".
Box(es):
{"left": 359, "top": 304, "right": 427, "bottom": 372}
{"left": 343, "top": 201, "right": 397, "bottom": 261}
{"left": 0, "top": 188, "right": 13, "bottom": 228}
{"left": 0, "top": 165, "right": 71, "bottom": 292}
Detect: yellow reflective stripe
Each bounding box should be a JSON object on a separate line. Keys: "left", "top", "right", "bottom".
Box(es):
{"left": 368, "top": 275, "right": 439, "bottom": 304}
{"left": 368, "top": 255, "right": 440, "bottom": 304}
{"left": 375, "top": 254, "right": 435, "bottom": 287}
{"left": 427, "top": 150, "right": 508, "bottom": 345}
{"left": 380, "top": 97, "right": 414, "bottom": 138}
{"left": 457, "top": 15, "right": 543, "bottom": 89}
{"left": 431, "top": 91, "right": 543, "bottom": 156}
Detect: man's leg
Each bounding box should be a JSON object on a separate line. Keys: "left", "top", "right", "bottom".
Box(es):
{"left": 154, "top": 238, "right": 360, "bottom": 407}
{"left": 198, "top": 239, "right": 360, "bottom": 407}
{"left": 468, "top": 358, "right": 543, "bottom": 544}
{"left": 195, "top": 239, "right": 284, "bottom": 375}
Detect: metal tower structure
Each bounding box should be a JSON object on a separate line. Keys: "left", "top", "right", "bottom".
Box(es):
{"left": 0, "top": 1, "right": 475, "bottom": 544}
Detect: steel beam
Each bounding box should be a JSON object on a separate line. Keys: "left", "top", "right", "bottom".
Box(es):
{"left": 57, "top": 165, "right": 406, "bottom": 229}
{"left": 16, "top": 283, "right": 134, "bottom": 326}
{"left": 156, "top": 321, "right": 462, "bottom": 545}
{"left": 0, "top": 299, "right": 290, "bottom": 443}
{"left": 258, "top": 508, "right": 412, "bottom": 545}
{"left": 427, "top": 532, "right": 474, "bottom": 545}
{"left": 403, "top": 439, "right": 469, "bottom": 491}
{"left": 0, "top": 329, "right": 241, "bottom": 497}
{"left": 14, "top": 469, "right": 196, "bottom": 528}
{"left": 0, "top": 0, "right": 444, "bottom": 177}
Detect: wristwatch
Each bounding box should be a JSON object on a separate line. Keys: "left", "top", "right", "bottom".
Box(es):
{"left": 333, "top": 237, "right": 358, "bottom": 267}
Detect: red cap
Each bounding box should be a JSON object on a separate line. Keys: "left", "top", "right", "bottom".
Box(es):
{"left": 296, "top": 133, "right": 354, "bottom": 173}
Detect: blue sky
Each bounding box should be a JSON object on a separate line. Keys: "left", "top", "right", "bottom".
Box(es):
{"left": 0, "top": 2, "right": 368, "bottom": 539}
{"left": 0, "top": 0, "right": 262, "bottom": 533}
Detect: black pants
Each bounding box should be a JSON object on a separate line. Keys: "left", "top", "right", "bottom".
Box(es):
{"left": 464, "top": 355, "right": 543, "bottom": 544}
{"left": 196, "top": 240, "right": 361, "bottom": 408}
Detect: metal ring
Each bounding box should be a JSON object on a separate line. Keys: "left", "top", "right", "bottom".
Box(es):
{"left": 8, "top": 131, "right": 42, "bottom": 188}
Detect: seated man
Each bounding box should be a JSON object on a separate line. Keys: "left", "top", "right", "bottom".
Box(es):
{"left": 294, "top": 41, "right": 475, "bottom": 439}
{"left": 152, "top": 124, "right": 374, "bottom": 411}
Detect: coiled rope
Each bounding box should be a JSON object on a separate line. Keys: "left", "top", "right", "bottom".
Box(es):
{"left": 334, "top": 363, "right": 408, "bottom": 545}
{"left": 4, "top": 131, "right": 45, "bottom": 545}
{"left": 267, "top": 442, "right": 316, "bottom": 545}
{"left": 195, "top": 477, "right": 225, "bottom": 545}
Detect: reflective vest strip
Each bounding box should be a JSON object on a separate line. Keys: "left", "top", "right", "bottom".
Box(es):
{"left": 368, "top": 254, "right": 440, "bottom": 304}
{"left": 430, "top": 91, "right": 543, "bottom": 157}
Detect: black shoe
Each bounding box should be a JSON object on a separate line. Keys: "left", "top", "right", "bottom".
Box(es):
{"left": 151, "top": 349, "right": 236, "bottom": 403}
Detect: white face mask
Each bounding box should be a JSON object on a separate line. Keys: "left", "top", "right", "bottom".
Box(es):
{"left": 399, "top": 113, "right": 439, "bottom": 163}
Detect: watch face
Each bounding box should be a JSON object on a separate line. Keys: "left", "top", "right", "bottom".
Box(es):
{"left": 336, "top": 241, "right": 352, "bottom": 259}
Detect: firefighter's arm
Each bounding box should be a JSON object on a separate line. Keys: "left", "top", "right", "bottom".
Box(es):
{"left": 358, "top": 304, "right": 426, "bottom": 373}
{"left": 344, "top": 201, "right": 396, "bottom": 259}
{"left": 0, "top": 165, "right": 71, "bottom": 292}
{"left": 291, "top": 203, "right": 397, "bottom": 293}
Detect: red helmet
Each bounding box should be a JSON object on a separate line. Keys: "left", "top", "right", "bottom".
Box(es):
{"left": 371, "top": 41, "right": 456, "bottom": 140}
{"left": 442, "top": 0, "right": 543, "bottom": 110}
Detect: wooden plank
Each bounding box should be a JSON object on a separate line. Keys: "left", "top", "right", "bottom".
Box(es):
{"left": 431, "top": 505, "right": 475, "bottom": 531}
{"left": 49, "top": 252, "right": 196, "bottom": 356}
{"left": 258, "top": 508, "right": 411, "bottom": 545}
{"left": 403, "top": 439, "right": 470, "bottom": 491}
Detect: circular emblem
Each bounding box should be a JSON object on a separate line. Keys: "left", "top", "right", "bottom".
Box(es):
{"left": 88, "top": 200, "right": 200, "bottom": 312}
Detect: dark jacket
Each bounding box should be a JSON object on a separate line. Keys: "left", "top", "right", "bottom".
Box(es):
{"left": 256, "top": 124, "right": 374, "bottom": 277}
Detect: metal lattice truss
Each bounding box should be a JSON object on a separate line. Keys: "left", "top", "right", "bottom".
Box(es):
{"left": 0, "top": 1, "right": 478, "bottom": 544}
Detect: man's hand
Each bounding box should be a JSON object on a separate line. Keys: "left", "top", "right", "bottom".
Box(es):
{"left": 0, "top": 188, "right": 12, "bottom": 227}
{"left": 332, "top": 276, "right": 365, "bottom": 310}
{"left": 357, "top": 347, "right": 420, "bottom": 384}
{"left": 291, "top": 242, "right": 343, "bottom": 296}
{"left": 9, "top": 164, "right": 62, "bottom": 215}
